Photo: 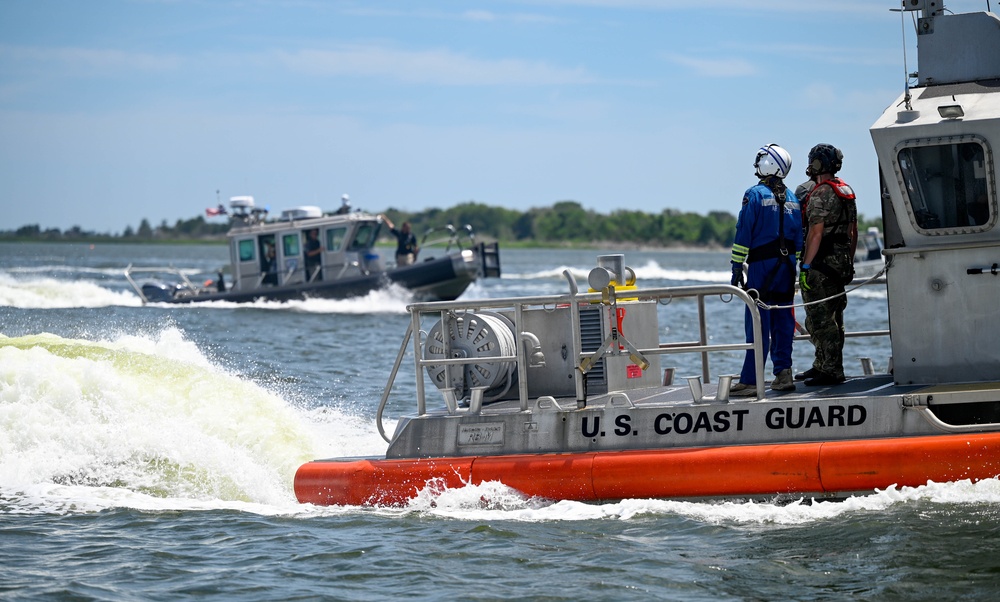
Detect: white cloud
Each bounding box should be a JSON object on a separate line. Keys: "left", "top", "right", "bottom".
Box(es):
{"left": 344, "top": 7, "right": 561, "bottom": 25}
{"left": 508, "top": 0, "right": 888, "bottom": 17}
{"left": 662, "top": 53, "right": 757, "bottom": 77}
{"left": 463, "top": 10, "right": 498, "bottom": 21}
{"left": 275, "top": 45, "right": 597, "bottom": 86}
{"left": 0, "top": 44, "right": 180, "bottom": 74}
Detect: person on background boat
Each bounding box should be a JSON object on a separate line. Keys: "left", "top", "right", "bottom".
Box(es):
{"left": 797, "top": 143, "right": 858, "bottom": 386}
{"left": 262, "top": 243, "right": 278, "bottom": 286}
{"left": 729, "top": 144, "right": 803, "bottom": 397}
{"left": 335, "top": 194, "right": 351, "bottom": 215}
{"left": 380, "top": 215, "right": 419, "bottom": 267}
{"left": 304, "top": 229, "right": 323, "bottom": 281}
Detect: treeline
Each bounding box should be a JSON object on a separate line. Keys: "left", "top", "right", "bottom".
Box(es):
{"left": 2, "top": 201, "right": 881, "bottom": 248}
{"left": 4, "top": 216, "right": 228, "bottom": 242}
{"left": 385, "top": 201, "right": 739, "bottom": 248}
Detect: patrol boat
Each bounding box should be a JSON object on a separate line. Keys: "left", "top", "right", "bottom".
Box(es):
{"left": 295, "top": 3, "right": 1000, "bottom": 505}
{"left": 125, "top": 198, "right": 500, "bottom": 304}
{"left": 853, "top": 227, "right": 886, "bottom": 282}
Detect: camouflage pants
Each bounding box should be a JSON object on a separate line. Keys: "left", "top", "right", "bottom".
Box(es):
{"left": 802, "top": 270, "right": 847, "bottom": 379}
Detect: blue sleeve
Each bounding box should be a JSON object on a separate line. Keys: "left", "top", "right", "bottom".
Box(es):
{"left": 733, "top": 188, "right": 759, "bottom": 254}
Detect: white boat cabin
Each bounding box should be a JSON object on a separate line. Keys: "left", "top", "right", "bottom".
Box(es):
{"left": 224, "top": 197, "right": 384, "bottom": 291}
{"left": 872, "top": 6, "right": 1000, "bottom": 385}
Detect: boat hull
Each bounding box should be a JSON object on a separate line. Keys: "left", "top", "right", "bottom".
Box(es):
{"left": 150, "top": 251, "right": 480, "bottom": 304}
{"left": 294, "top": 432, "right": 1000, "bottom": 505}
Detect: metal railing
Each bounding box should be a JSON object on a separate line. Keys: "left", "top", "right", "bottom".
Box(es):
{"left": 124, "top": 264, "right": 199, "bottom": 303}
{"left": 375, "top": 277, "right": 773, "bottom": 442}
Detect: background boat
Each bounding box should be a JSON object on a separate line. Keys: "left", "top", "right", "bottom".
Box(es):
{"left": 853, "top": 226, "right": 886, "bottom": 282}
{"left": 124, "top": 202, "right": 500, "bottom": 304}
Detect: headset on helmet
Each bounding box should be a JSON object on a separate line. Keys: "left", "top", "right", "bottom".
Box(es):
{"left": 806, "top": 143, "right": 844, "bottom": 176}
{"left": 754, "top": 144, "right": 792, "bottom": 179}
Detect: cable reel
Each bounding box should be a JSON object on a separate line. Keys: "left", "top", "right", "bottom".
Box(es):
{"left": 423, "top": 311, "right": 517, "bottom": 403}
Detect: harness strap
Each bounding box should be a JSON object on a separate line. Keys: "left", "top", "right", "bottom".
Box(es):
{"left": 747, "top": 238, "right": 788, "bottom": 263}
{"left": 755, "top": 185, "right": 795, "bottom": 303}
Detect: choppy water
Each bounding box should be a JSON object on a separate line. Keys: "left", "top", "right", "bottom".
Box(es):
{"left": 2, "top": 241, "right": 998, "bottom": 601}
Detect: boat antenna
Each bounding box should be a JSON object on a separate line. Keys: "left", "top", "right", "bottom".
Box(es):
{"left": 900, "top": 5, "right": 912, "bottom": 111}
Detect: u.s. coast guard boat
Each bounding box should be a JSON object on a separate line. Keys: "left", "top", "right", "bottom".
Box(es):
{"left": 295, "top": 2, "right": 1000, "bottom": 505}
{"left": 125, "top": 199, "right": 500, "bottom": 304}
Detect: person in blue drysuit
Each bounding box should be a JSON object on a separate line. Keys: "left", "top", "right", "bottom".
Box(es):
{"left": 728, "top": 144, "right": 804, "bottom": 397}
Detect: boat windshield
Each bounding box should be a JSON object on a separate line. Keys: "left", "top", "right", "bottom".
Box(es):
{"left": 326, "top": 226, "right": 348, "bottom": 252}
{"left": 283, "top": 233, "right": 300, "bottom": 256}
{"left": 348, "top": 222, "right": 379, "bottom": 251}
{"left": 238, "top": 239, "right": 255, "bottom": 262}
{"left": 897, "top": 136, "right": 995, "bottom": 233}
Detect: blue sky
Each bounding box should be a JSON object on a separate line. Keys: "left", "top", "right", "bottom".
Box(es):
{"left": 1, "top": 1, "right": 986, "bottom": 233}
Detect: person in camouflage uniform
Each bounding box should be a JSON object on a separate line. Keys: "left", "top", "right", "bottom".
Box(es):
{"left": 797, "top": 144, "right": 858, "bottom": 386}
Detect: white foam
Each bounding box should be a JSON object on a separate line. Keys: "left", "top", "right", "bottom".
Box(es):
{"left": 0, "top": 274, "right": 142, "bottom": 308}
{"left": 502, "top": 260, "right": 730, "bottom": 284}
{"left": 334, "top": 476, "right": 1000, "bottom": 523}
{"left": 0, "top": 329, "right": 385, "bottom": 514}
{"left": 144, "top": 283, "right": 414, "bottom": 314}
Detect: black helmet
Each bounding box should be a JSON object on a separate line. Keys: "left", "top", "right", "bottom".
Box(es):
{"left": 806, "top": 143, "right": 843, "bottom": 176}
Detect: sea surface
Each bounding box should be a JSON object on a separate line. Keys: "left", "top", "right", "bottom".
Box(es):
{"left": 2, "top": 241, "right": 999, "bottom": 601}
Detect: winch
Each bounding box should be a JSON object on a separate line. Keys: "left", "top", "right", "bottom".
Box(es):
{"left": 423, "top": 311, "right": 518, "bottom": 403}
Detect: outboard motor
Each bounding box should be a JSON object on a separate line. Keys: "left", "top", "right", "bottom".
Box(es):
{"left": 141, "top": 282, "right": 187, "bottom": 302}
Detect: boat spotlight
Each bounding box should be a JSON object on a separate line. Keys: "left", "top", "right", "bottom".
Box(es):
{"left": 938, "top": 104, "right": 964, "bottom": 119}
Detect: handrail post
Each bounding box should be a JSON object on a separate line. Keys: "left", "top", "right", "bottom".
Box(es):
{"left": 748, "top": 299, "right": 765, "bottom": 399}
{"left": 563, "top": 270, "right": 587, "bottom": 408}
{"left": 514, "top": 302, "right": 530, "bottom": 411}
{"left": 376, "top": 323, "right": 413, "bottom": 443}
{"left": 412, "top": 308, "right": 426, "bottom": 416}
{"left": 697, "top": 294, "right": 710, "bottom": 382}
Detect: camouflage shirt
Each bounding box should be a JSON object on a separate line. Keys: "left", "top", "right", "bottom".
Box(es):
{"left": 806, "top": 179, "right": 857, "bottom": 280}
{"left": 805, "top": 180, "right": 857, "bottom": 236}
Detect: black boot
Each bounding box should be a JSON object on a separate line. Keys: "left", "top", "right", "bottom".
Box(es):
{"left": 804, "top": 371, "right": 846, "bottom": 386}
{"left": 794, "top": 367, "right": 820, "bottom": 381}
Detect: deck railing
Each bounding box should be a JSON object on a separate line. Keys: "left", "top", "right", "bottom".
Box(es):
{"left": 375, "top": 276, "right": 794, "bottom": 442}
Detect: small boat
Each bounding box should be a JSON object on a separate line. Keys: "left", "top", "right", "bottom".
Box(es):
{"left": 125, "top": 198, "right": 500, "bottom": 304}
{"left": 295, "top": 3, "right": 1000, "bottom": 506}
{"left": 852, "top": 227, "right": 886, "bottom": 282}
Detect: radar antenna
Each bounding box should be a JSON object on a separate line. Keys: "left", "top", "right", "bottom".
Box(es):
{"left": 900, "top": 5, "right": 913, "bottom": 111}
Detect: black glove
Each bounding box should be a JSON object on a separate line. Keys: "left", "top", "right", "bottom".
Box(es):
{"left": 730, "top": 262, "right": 745, "bottom": 288}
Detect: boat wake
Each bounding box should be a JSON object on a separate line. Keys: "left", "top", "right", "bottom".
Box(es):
{"left": 332, "top": 476, "right": 1000, "bottom": 524}
{"left": 504, "top": 260, "right": 729, "bottom": 284}
{"left": 0, "top": 329, "right": 385, "bottom": 515}
{"left": 0, "top": 273, "right": 142, "bottom": 309}
{"left": 145, "top": 283, "right": 415, "bottom": 314}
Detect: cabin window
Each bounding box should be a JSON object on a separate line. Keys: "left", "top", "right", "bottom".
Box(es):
{"left": 238, "top": 239, "right": 256, "bottom": 262}
{"left": 326, "top": 227, "right": 347, "bottom": 252}
{"left": 895, "top": 136, "right": 995, "bottom": 234}
{"left": 348, "top": 223, "right": 377, "bottom": 251}
{"left": 283, "top": 234, "right": 300, "bottom": 256}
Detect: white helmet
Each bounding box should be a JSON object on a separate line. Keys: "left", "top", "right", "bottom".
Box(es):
{"left": 754, "top": 144, "right": 792, "bottom": 179}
